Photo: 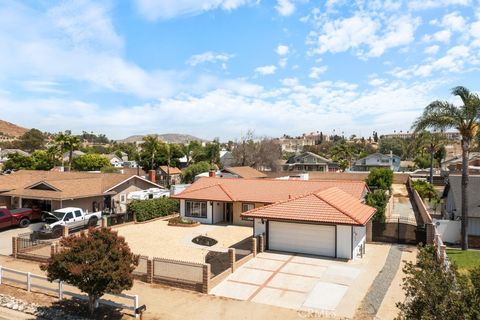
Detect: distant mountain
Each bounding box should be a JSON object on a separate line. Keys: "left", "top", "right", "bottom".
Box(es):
{"left": 117, "top": 133, "right": 207, "bottom": 144}
{"left": 0, "top": 120, "right": 28, "bottom": 137}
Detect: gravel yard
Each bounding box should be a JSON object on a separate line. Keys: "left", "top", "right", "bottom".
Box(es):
{"left": 115, "top": 220, "right": 253, "bottom": 262}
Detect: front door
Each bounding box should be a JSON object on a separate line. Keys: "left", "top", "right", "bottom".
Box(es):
{"left": 224, "top": 203, "right": 233, "bottom": 224}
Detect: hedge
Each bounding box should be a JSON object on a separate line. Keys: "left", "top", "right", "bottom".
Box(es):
{"left": 127, "top": 198, "right": 180, "bottom": 222}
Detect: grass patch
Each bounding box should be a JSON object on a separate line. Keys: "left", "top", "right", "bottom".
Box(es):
{"left": 446, "top": 248, "right": 480, "bottom": 273}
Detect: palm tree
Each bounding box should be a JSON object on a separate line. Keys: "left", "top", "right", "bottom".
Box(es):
{"left": 412, "top": 86, "right": 480, "bottom": 250}
{"left": 416, "top": 131, "right": 447, "bottom": 184}
{"left": 65, "top": 135, "right": 80, "bottom": 172}
{"left": 331, "top": 142, "right": 354, "bottom": 171}
{"left": 54, "top": 132, "right": 69, "bottom": 170}
{"left": 142, "top": 135, "right": 161, "bottom": 170}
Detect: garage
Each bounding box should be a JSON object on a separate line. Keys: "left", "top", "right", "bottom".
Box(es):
{"left": 268, "top": 221, "right": 336, "bottom": 257}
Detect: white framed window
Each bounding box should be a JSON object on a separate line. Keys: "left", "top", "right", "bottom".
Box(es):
{"left": 185, "top": 201, "right": 207, "bottom": 218}
{"left": 242, "top": 203, "right": 255, "bottom": 212}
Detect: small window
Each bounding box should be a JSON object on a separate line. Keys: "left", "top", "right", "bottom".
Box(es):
{"left": 74, "top": 210, "right": 82, "bottom": 218}
{"left": 64, "top": 212, "right": 74, "bottom": 221}
{"left": 185, "top": 201, "right": 207, "bottom": 218}
{"left": 242, "top": 203, "right": 255, "bottom": 212}
{"left": 120, "top": 194, "right": 126, "bottom": 202}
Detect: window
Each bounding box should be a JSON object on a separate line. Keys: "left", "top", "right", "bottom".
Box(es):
{"left": 64, "top": 212, "right": 74, "bottom": 221}
{"left": 242, "top": 203, "right": 255, "bottom": 212}
{"left": 185, "top": 201, "right": 207, "bottom": 218}
{"left": 74, "top": 210, "right": 82, "bottom": 218}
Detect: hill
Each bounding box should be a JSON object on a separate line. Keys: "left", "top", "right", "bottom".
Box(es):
{"left": 0, "top": 120, "right": 28, "bottom": 137}
{"left": 117, "top": 133, "right": 207, "bottom": 144}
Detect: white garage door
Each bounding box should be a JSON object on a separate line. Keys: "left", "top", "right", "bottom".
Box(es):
{"left": 269, "top": 221, "right": 335, "bottom": 257}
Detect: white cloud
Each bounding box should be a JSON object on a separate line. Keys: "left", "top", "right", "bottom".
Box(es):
{"left": 255, "top": 65, "right": 277, "bottom": 75}
{"left": 441, "top": 12, "right": 466, "bottom": 31}
{"left": 134, "top": 0, "right": 254, "bottom": 20}
{"left": 276, "top": 44, "right": 289, "bottom": 56}
{"left": 281, "top": 77, "right": 298, "bottom": 86}
{"left": 21, "top": 80, "right": 65, "bottom": 94}
{"left": 368, "top": 78, "right": 385, "bottom": 86}
{"left": 408, "top": 0, "right": 470, "bottom": 11}
{"left": 278, "top": 58, "right": 288, "bottom": 68}
{"left": 275, "top": 0, "right": 295, "bottom": 16}
{"left": 433, "top": 29, "right": 452, "bottom": 43}
{"left": 309, "top": 66, "right": 327, "bottom": 79}
{"left": 424, "top": 45, "right": 440, "bottom": 55}
{"left": 186, "top": 51, "right": 234, "bottom": 66}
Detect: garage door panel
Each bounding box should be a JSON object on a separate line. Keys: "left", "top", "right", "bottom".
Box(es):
{"left": 269, "top": 221, "right": 335, "bottom": 257}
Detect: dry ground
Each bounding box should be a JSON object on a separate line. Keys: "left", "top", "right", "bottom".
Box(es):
{"left": 115, "top": 220, "right": 252, "bottom": 262}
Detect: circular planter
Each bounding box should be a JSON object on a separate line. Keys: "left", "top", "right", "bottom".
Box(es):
{"left": 167, "top": 217, "right": 200, "bottom": 227}
{"left": 192, "top": 235, "right": 218, "bottom": 247}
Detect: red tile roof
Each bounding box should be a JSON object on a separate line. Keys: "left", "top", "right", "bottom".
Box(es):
{"left": 241, "top": 187, "right": 376, "bottom": 225}
{"left": 172, "top": 177, "right": 367, "bottom": 203}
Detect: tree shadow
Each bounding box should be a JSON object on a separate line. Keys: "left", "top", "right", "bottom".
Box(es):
{"left": 35, "top": 298, "right": 125, "bottom": 320}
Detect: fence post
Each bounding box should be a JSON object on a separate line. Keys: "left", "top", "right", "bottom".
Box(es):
{"left": 426, "top": 223, "right": 434, "bottom": 245}
{"left": 50, "top": 243, "right": 56, "bottom": 258}
{"left": 58, "top": 281, "right": 63, "bottom": 300}
{"left": 440, "top": 245, "right": 446, "bottom": 263}
{"left": 0, "top": 266, "right": 2, "bottom": 285}
{"left": 62, "top": 226, "right": 69, "bottom": 238}
{"left": 366, "top": 220, "right": 373, "bottom": 243}
{"left": 202, "top": 264, "right": 211, "bottom": 294}
{"left": 102, "top": 216, "right": 108, "bottom": 228}
{"left": 146, "top": 259, "right": 153, "bottom": 283}
{"left": 12, "top": 237, "right": 18, "bottom": 259}
{"left": 259, "top": 234, "right": 265, "bottom": 253}
{"left": 134, "top": 295, "right": 139, "bottom": 319}
{"left": 251, "top": 237, "right": 257, "bottom": 257}
{"left": 228, "top": 248, "right": 236, "bottom": 272}
{"left": 27, "top": 272, "right": 31, "bottom": 292}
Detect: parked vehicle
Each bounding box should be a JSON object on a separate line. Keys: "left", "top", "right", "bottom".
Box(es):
{"left": 37, "top": 207, "right": 102, "bottom": 238}
{"left": 0, "top": 208, "right": 42, "bottom": 229}
{"left": 128, "top": 188, "right": 170, "bottom": 200}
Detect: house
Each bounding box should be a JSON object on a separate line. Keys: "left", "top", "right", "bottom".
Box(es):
{"left": 283, "top": 152, "right": 338, "bottom": 172}
{"left": 220, "top": 166, "right": 267, "bottom": 179}
{"left": 241, "top": 187, "right": 375, "bottom": 259}
{"left": 102, "top": 154, "right": 124, "bottom": 167}
{"left": 443, "top": 175, "right": 480, "bottom": 237}
{"left": 351, "top": 153, "right": 401, "bottom": 172}
{"left": 62, "top": 150, "right": 85, "bottom": 162}
{"left": 0, "top": 149, "right": 30, "bottom": 162}
{"left": 441, "top": 152, "right": 480, "bottom": 174}
{"left": 157, "top": 166, "right": 182, "bottom": 186}
{"left": 219, "top": 150, "right": 235, "bottom": 168}
{"left": 172, "top": 177, "right": 369, "bottom": 226}
{"left": 0, "top": 170, "right": 164, "bottom": 214}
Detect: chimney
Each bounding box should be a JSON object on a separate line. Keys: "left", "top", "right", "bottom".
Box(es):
{"left": 148, "top": 169, "right": 156, "bottom": 183}
{"left": 208, "top": 170, "right": 216, "bottom": 178}
{"left": 288, "top": 194, "right": 292, "bottom": 199}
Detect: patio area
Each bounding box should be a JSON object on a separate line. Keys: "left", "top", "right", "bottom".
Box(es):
{"left": 115, "top": 220, "right": 253, "bottom": 262}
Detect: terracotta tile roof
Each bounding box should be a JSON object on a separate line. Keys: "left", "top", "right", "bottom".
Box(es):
{"left": 172, "top": 177, "right": 367, "bottom": 203}
{"left": 241, "top": 187, "right": 376, "bottom": 225}
{"left": 222, "top": 166, "right": 267, "bottom": 179}
{"left": 0, "top": 169, "right": 157, "bottom": 200}
{"left": 159, "top": 166, "right": 182, "bottom": 175}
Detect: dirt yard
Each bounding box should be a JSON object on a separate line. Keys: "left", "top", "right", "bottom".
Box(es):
{"left": 114, "top": 220, "right": 253, "bottom": 262}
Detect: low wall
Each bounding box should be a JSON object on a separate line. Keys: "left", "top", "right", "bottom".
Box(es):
{"left": 433, "top": 219, "right": 461, "bottom": 244}
{"left": 264, "top": 171, "right": 410, "bottom": 184}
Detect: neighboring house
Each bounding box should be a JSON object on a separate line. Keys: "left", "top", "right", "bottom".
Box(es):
{"left": 172, "top": 177, "right": 369, "bottom": 226}
{"left": 242, "top": 187, "right": 375, "bottom": 259}
{"left": 441, "top": 152, "right": 480, "bottom": 175}
{"left": 443, "top": 175, "right": 480, "bottom": 237}
{"left": 102, "top": 154, "right": 124, "bottom": 167}
{"left": 283, "top": 152, "right": 338, "bottom": 172}
{"left": 220, "top": 150, "right": 235, "bottom": 168}
{"left": 220, "top": 166, "right": 267, "bottom": 179}
{"left": 62, "top": 150, "right": 85, "bottom": 162}
{"left": 351, "top": 153, "right": 401, "bottom": 172}
{"left": 157, "top": 166, "right": 182, "bottom": 186}
{"left": 0, "top": 149, "right": 30, "bottom": 162}
{"left": 0, "top": 170, "right": 163, "bottom": 214}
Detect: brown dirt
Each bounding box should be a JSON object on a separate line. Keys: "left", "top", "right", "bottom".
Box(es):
{"left": 0, "top": 120, "right": 28, "bottom": 137}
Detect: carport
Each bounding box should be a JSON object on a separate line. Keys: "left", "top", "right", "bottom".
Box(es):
{"left": 243, "top": 187, "right": 376, "bottom": 260}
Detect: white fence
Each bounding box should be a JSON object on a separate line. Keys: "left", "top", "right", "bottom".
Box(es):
{"left": 0, "top": 266, "right": 140, "bottom": 318}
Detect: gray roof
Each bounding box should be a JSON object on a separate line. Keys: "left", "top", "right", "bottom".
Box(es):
{"left": 448, "top": 175, "right": 480, "bottom": 218}
{"left": 0, "top": 149, "right": 30, "bottom": 157}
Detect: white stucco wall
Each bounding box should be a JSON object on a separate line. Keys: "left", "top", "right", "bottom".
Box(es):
{"left": 212, "top": 202, "right": 224, "bottom": 224}
{"left": 468, "top": 217, "right": 480, "bottom": 236}
{"left": 434, "top": 219, "right": 461, "bottom": 243}
{"left": 254, "top": 218, "right": 266, "bottom": 236}
{"left": 179, "top": 199, "right": 212, "bottom": 224}
{"left": 352, "top": 225, "right": 366, "bottom": 259}
{"left": 336, "top": 225, "right": 352, "bottom": 259}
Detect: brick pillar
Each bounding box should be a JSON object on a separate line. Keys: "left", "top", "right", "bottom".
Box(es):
{"left": 202, "top": 264, "right": 211, "bottom": 294}
{"left": 251, "top": 237, "right": 257, "bottom": 257}
{"left": 50, "top": 243, "right": 56, "bottom": 258}
{"left": 12, "top": 237, "right": 17, "bottom": 259}
{"left": 259, "top": 234, "right": 264, "bottom": 253}
{"left": 62, "top": 226, "right": 69, "bottom": 238}
{"left": 366, "top": 220, "right": 373, "bottom": 243}
{"left": 426, "top": 223, "right": 434, "bottom": 245}
{"left": 101, "top": 216, "right": 108, "bottom": 228}
{"left": 146, "top": 259, "right": 153, "bottom": 283}
{"left": 228, "top": 248, "right": 236, "bottom": 272}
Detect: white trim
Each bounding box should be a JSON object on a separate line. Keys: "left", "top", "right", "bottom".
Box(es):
{"left": 103, "top": 175, "right": 164, "bottom": 193}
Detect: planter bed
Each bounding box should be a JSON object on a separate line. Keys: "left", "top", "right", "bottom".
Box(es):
{"left": 168, "top": 217, "right": 200, "bottom": 227}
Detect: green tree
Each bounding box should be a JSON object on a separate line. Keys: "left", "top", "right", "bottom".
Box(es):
{"left": 180, "top": 140, "right": 202, "bottom": 166}
{"left": 72, "top": 154, "right": 111, "bottom": 171}
{"left": 139, "top": 135, "right": 161, "bottom": 171}
{"left": 41, "top": 228, "right": 139, "bottom": 315}
{"left": 205, "top": 139, "right": 221, "bottom": 165}
{"left": 181, "top": 161, "right": 211, "bottom": 183}
{"left": 30, "top": 150, "right": 54, "bottom": 170}
{"left": 4, "top": 152, "right": 33, "bottom": 170}
{"left": 365, "top": 190, "right": 389, "bottom": 222}
{"left": 330, "top": 142, "right": 354, "bottom": 169}
{"left": 20, "top": 128, "right": 46, "bottom": 152}
{"left": 365, "top": 168, "right": 394, "bottom": 191}
{"left": 412, "top": 86, "right": 480, "bottom": 250}
{"left": 379, "top": 137, "right": 406, "bottom": 158}
{"left": 412, "top": 180, "right": 439, "bottom": 202}
{"left": 416, "top": 131, "right": 447, "bottom": 183}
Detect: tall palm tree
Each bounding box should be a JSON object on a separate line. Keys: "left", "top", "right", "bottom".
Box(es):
{"left": 65, "top": 135, "right": 80, "bottom": 172}
{"left": 412, "top": 86, "right": 480, "bottom": 250}
{"left": 142, "top": 135, "right": 161, "bottom": 170}
{"left": 54, "top": 132, "right": 69, "bottom": 170}
{"left": 331, "top": 142, "right": 354, "bottom": 171}
{"left": 416, "top": 131, "right": 447, "bottom": 184}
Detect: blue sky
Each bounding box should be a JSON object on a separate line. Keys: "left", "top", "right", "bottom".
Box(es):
{"left": 0, "top": 0, "right": 479, "bottom": 141}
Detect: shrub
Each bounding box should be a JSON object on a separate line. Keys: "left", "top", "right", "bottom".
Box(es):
{"left": 127, "top": 197, "right": 179, "bottom": 222}
{"left": 168, "top": 216, "right": 197, "bottom": 225}
{"left": 412, "top": 180, "right": 439, "bottom": 201}
{"left": 365, "top": 190, "right": 389, "bottom": 223}
{"left": 181, "top": 161, "right": 211, "bottom": 183}
{"left": 365, "top": 168, "right": 394, "bottom": 191}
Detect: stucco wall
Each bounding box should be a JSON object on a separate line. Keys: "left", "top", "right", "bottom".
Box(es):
{"left": 352, "top": 225, "right": 366, "bottom": 259}
{"left": 336, "top": 225, "right": 351, "bottom": 259}
{"left": 179, "top": 199, "right": 212, "bottom": 224}
{"left": 110, "top": 178, "right": 159, "bottom": 212}
{"left": 254, "top": 218, "right": 266, "bottom": 236}
{"left": 62, "top": 196, "right": 105, "bottom": 213}
{"left": 212, "top": 201, "right": 224, "bottom": 224}
{"left": 232, "top": 202, "right": 258, "bottom": 227}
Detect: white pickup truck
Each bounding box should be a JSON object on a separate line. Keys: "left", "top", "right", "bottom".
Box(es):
{"left": 38, "top": 207, "right": 102, "bottom": 238}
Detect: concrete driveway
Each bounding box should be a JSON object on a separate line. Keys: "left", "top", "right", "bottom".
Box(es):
{"left": 0, "top": 223, "right": 43, "bottom": 256}
{"left": 211, "top": 244, "right": 392, "bottom": 318}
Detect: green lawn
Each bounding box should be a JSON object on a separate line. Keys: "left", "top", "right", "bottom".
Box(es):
{"left": 446, "top": 248, "right": 480, "bottom": 272}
